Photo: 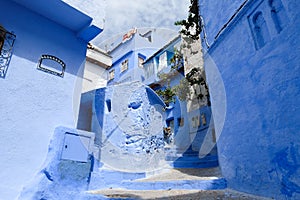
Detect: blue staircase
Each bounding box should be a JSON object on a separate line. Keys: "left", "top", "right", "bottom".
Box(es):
{"left": 166, "top": 146, "right": 219, "bottom": 168}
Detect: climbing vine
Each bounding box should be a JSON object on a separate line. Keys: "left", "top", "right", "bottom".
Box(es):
{"left": 174, "top": 0, "right": 202, "bottom": 40}
{"left": 155, "top": 0, "right": 211, "bottom": 107}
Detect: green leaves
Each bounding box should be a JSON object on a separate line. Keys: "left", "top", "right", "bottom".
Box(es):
{"left": 156, "top": 87, "right": 176, "bottom": 106}
{"left": 175, "top": 0, "right": 201, "bottom": 40}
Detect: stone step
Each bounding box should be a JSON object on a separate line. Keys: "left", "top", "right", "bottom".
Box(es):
{"left": 89, "top": 167, "right": 225, "bottom": 191}
{"left": 89, "top": 177, "right": 227, "bottom": 191}
{"left": 87, "top": 189, "right": 273, "bottom": 200}
{"left": 165, "top": 154, "right": 218, "bottom": 161}
{"left": 166, "top": 154, "right": 219, "bottom": 168}
{"left": 123, "top": 177, "right": 227, "bottom": 190}
{"left": 170, "top": 159, "right": 219, "bottom": 168}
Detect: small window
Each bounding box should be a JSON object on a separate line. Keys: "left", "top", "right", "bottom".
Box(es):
{"left": 192, "top": 115, "right": 200, "bottom": 128}
{"left": 37, "top": 55, "right": 66, "bottom": 77}
{"left": 158, "top": 52, "right": 167, "bottom": 72}
{"left": 166, "top": 119, "right": 174, "bottom": 132}
{"left": 269, "top": 0, "right": 287, "bottom": 33}
{"left": 0, "top": 27, "right": 5, "bottom": 52}
{"left": 0, "top": 25, "right": 16, "bottom": 78}
{"left": 201, "top": 114, "right": 207, "bottom": 126}
{"left": 106, "top": 99, "right": 111, "bottom": 112}
{"left": 120, "top": 59, "right": 128, "bottom": 72}
{"left": 138, "top": 56, "right": 144, "bottom": 68}
{"left": 108, "top": 69, "right": 115, "bottom": 81}
{"left": 177, "top": 117, "right": 184, "bottom": 127}
{"left": 251, "top": 11, "right": 270, "bottom": 49}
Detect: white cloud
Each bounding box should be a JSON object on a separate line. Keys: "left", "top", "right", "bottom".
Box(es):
{"left": 92, "top": 0, "right": 190, "bottom": 47}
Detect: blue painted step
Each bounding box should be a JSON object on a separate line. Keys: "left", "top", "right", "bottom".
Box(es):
{"left": 123, "top": 178, "right": 227, "bottom": 190}
{"left": 90, "top": 171, "right": 226, "bottom": 191}
{"left": 166, "top": 146, "right": 219, "bottom": 168}
{"left": 166, "top": 154, "right": 218, "bottom": 161}
{"left": 170, "top": 159, "right": 219, "bottom": 168}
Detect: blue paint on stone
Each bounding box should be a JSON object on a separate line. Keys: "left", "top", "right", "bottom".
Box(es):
{"left": 200, "top": 0, "right": 300, "bottom": 199}
{"left": 128, "top": 101, "right": 142, "bottom": 109}
{"left": 43, "top": 169, "right": 53, "bottom": 182}
{"left": 145, "top": 86, "right": 166, "bottom": 107}
{"left": 91, "top": 82, "right": 167, "bottom": 173}
{"left": 19, "top": 127, "right": 96, "bottom": 199}
{"left": 270, "top": 143, "right": 300, "bottom": 198}
{"left": 122, "top": 178, "right": 227, "bottom": 191}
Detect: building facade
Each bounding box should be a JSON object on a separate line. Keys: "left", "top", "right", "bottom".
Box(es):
{"left": 0, "top": 0, "right": 105, "bottom": 199}
{"left": 143, "top": 35, "right": 218, "bottom": 168}
{"left": 199, "top": 0, "right": 300, "bottom": 199}
{"left": 107, "top": 28, "right": 177, "bottom": 85}
{"left": 82, "top": 44, "right": 112, "bottom": 93}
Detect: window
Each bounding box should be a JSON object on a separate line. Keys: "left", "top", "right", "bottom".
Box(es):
{"left": 201, "top": 114, "right": 207, "bottom": 126}
{"left": 192, "top": 115, "right": 200, "bottom": 128}
{"left": 37, "top": 55, "right": 66, "bottom": 77}
{"left": 158, "top": 52, "right": 167, "bottom": 72}
{"left": 166, "top": 119, "right": 174, "bottom": 132}
{"left": 178, "top": 117, "right": 184, "bottom": 127}
{"left": 269, "top": 0, "right": 287, "bottom": 33}
{"left": 120, "top": 59, "right": 128, "bottom": 73}
{"left": 0, "top": 27, "right": 5, "bottom": 52}
{"left": 0, "top": 25, "right": 16, "bottom": 78}
{"left": 251, "top": 11, "right": 270, "bottom": 49}
{"left": 138, "top": 56, "right": 144, "bottom": 68}
{"left": 108, "top": 69, "right": 115, "bottom": 81}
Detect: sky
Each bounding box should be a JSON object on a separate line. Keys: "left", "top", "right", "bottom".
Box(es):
{"left": 93, "top": 0, "right": 190, "bottom": 48}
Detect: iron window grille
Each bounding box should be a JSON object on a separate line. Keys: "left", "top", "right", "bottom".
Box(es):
{"left": 0, "top": 26, "right": 16, "bottom": 78}
{"left": 37, "top": 55, "right": 66, "bottom": 78}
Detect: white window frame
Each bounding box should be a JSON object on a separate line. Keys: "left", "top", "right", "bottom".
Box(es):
{"left": 108, "top": 69, "right": 115, "bottom": 81}
{"left": 120, "top": 59, "right": 128, "bottom": 73}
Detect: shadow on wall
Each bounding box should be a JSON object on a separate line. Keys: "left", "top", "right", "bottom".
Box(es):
{"left": 1, "top": 0, "right": 87, "bottom": 77}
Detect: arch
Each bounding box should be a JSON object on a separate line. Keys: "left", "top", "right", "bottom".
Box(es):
{"left": 269, "top": 0, "right": 287, "bottom": 33}
{"left": 252, "top": 11, "right": 270, "bottom": 49}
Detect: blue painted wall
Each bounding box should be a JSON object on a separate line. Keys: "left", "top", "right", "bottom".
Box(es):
{"left": 200, "top": 0, "right": 300, "bottom": 199}
{"left": 199, "top": 0, "right": 246, "bottom": 46}
{"left": 107, "top": 30, "right": 172, "bottom": 85}
{"left": 92, "top": 82, "right": 167, "bottom": 172}
{"left": 0, "top": 1, "right": 103, "bottom": 199}
{"left": 143, "top": 36, "right": 217, "bottom": 159}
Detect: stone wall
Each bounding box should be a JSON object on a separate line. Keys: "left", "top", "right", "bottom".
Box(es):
{"left": 92, "top": 82, "right": 167, "bottom": 172}
{"left": 201, "top": 0, "right": 300, "bottom": 199}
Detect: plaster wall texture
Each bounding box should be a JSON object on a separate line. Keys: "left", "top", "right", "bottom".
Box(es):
{"left": 0, "top": 1, "right": 102, "bottom": 199}
{"left": 82, "top": 61, "right": 107, "bottom": 93}
{"left": 201, "top": 0, "right": 300, "bottom": 199}
{"left": 199, "top": 0, "right": 246, "bottom": 46}
{"left": 165, "top": 75, "right": 190, "bottom": 152}
{"left": 92, "top": 82, "right": 167, "bottom": 173}
{"left": 19, "top": 127, "right": 95, "bottom": 200}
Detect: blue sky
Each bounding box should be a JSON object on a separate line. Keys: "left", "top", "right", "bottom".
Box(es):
{"left": 93, "top": 0, "right": 190, "bottom": 47}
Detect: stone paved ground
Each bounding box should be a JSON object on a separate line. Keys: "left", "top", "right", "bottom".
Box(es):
{"left": 88, "top": 168, "right": 273, "bottom": 199}
{"left": 89, "top": 189, "right": 273, "bottom": 199}
{"left": 136, "top": 167, "right": 222, "bottom": 182}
